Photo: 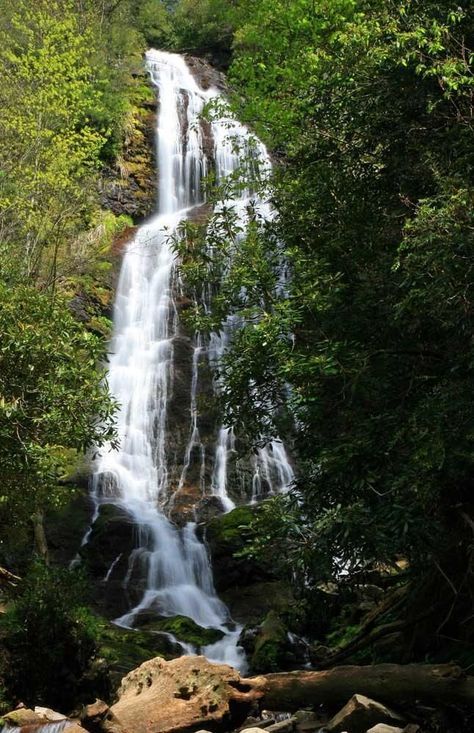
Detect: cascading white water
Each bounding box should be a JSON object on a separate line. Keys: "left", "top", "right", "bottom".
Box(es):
{"left": 207, "top": 120, "right": 295, "bottom": 506}
{"left": 0, "top": 723, "right": 74, "bottom": 733}
{"left": 89, "top": 50, "right": 293, "bottom": 667}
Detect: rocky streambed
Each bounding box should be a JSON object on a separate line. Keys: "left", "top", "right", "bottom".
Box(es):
{"left": 2, "top": 655, "right": 473, "bottom": 733}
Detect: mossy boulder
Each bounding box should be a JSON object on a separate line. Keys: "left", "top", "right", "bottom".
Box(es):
{"left": 136, "top": 614, "right": 225, "bottom": 648}
{"left": 246, "top": 610, "right": 288, "bottom": 673}
{"left": 79, "top": 502, "right": 139, "bottom": 617}
{"left": 46, "top": 490, "right": 95, "bottom": 566}
{"left": 2, "top": 709, "right": 47, "bottom": 726}
{"left": 205, "top": 504, "right": 276, "bottom": 591}
{"left": 79, "top": 503, "right": 135, "bottom": 579}
{"left": 240, "top": 610, "right": 310, "bottom": 673}
{"left": 221, "top": 580, "right": 295, "bottom": 626}
{"left": 98, "top": 621, "right": 182, "bottom": 694}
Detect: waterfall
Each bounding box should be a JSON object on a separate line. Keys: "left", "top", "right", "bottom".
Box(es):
{"left": 0, "top": 723, "right": 73, "bottom": 733}
{"left": 88, "top": 50, "right": 294, "bottom": 668}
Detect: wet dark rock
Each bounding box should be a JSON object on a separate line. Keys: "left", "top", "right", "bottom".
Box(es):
{"left": 239, "top": 610, "right": 307, "bottom": 674}
{"left": 110, "top": 225, "right": 138, "bottom": 257}
{"left": 294, "top": 710, "right": 323, "bottom": 733}
{"left": 168, "top": 482, "right": 203, "bottom": 525}
{"left": 99, "top": 73, "right": 157, "bottom": 222}
{"left": 205, "top": 505, "right": 276, "bottom": 591}
{"left": 69, "top": 292, "right": 93, "bottom": 323}
{"left": 185, "top": 55, "right": 227, "bottom": 92}
{"left": 79, "top": 503, "right": 138, "bottom": 617}
{"left": 80, "top": 504, "right": 135, "bottom": 578}
{"left": 46, "top": 491, "right": 95, "bottom": 566}
{"left": 266, "top": 718, "right": 297, "bottom": 733}
{"left": 195, "top": 495, "right": 225, "bottom": 524}
{"left": 187, "top": 201, "right": 213, "bottom": 224}
{"left": 326, "top": 695, "right": 405, "bottom": 733}
{"left": 238, "top": 717, "right": 276, "bottom": 731}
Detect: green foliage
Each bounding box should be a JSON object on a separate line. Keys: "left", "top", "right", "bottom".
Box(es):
{"left": 0, "top": 0, "right": 161, "bottom": 284}
{"left": 0, "top": 0, "right": 110, "bottom": 281}
{"left": 0, "top": 561, "right": 101, "bottom": 709}
{"left": 171, "top": 0, "right": 236, "bottom": 59}
{"left": 175, "top": 0, "right": 474, "bottom": 621}
{"left": 135, "top": 0, "right": 177, "bottom": 48}
{"left": 0, "top": 282, "right": 116, "bottom": 536}
{"left": 326, "top": 623, "right": 361, "bottom": 650}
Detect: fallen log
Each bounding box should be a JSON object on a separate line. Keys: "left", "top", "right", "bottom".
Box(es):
{"left": 106, "top": 657, "right": 474, "bottom": 733}
{"left": 248, "top": 663, "right": 474, "bottom": 710}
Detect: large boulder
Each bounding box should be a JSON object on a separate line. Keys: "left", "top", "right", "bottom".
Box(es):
{"left": 239, "top": 611, "right": 309, "bottom": 674}
{"left": 108, "top": 655, "right": 259, "bottom": 733}
{"left": 79, "top": 503, "right": 137, "bottom": 617}
{"left": 2, "top": 709, "right": 48, "bottom": 727}
{"left": 326, "top": 694, "right": 405, "bottom": 733}
{"left": 222, "top": 581, "right": 295, "bottom": 626}
{"left": 205, "top": 505, "right": 276, "bottom": 591}
{"left": 98, "top": 621, "right": 183, "bottom": 691}
{"left": 46, "top": 491, "right": 95, "bottom": 566}
{"left": 133, "top": 614, "right": 225, "bottom": 648}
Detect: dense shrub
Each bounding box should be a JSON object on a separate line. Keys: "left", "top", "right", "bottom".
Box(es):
{"left": 0, "top": 562, "right": 102, "bottom": 710}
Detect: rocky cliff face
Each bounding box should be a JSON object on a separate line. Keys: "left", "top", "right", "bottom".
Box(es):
{"left": 99, "top": 71, "right": 158, "bottom": 222}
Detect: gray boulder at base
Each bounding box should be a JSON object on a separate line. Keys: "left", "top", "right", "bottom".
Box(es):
{"left": 241, "top": 724, "right": 297, "bottom": 733}
{"left": 3, "top": 709, "right": 47, "bottom": 727}
{"left": 266, "top": 718, "right": 297, "bottom": 733}
{"left": 326, "top": 694, "right": 405, "bottom": 733}
{"left": 365, "top": 725, "right": 404, "bottom": 733}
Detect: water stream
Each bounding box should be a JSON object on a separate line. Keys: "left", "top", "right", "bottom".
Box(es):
{"left": 88, "top": 50, "right": 294, "bottom": 668}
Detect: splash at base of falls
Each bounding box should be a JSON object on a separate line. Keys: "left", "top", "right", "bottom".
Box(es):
{"left": 85, "top": 50, "right": 294, "bottom": 669}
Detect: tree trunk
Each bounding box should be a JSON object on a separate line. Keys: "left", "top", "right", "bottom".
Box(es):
{"left": 31, "top": 509, "right": 49, "bottom": 564}
{"left": 0, "top": 566, "right": 20, "bottom": 587}
{"left": 246, "top": 663, "right": 474, "bottom": 710}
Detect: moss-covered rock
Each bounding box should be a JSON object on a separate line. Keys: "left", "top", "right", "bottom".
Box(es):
{"left": 221, "top": 580, "right": 295, "bottom": 626}
{"left": 99, "top": 72, "right": 157, "bottom": 222}
{"left": 247, "top": 610, "right": 288, "bottom": 673}
{"left": 2, "top": 709, "right": 46, "bottom": 726}
{"left": 98, "top": 621, "right": 182, "bottom": 695}
{"left": 205, "top": 504, "right": 277, "bottom": 591}
{"left": 136, "top": 614, "right": 224, "bottom": 648}
{"left": 206, "top": 504, "right": 255, "bottom": 546}
{"left": 240, "top": 610, "right": 310, "bottom": 673}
